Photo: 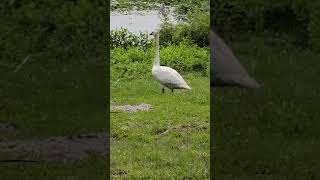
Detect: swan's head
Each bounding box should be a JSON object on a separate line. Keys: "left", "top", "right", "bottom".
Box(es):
{"left": 150, "top": 31, "right": 159, "bottom": 37}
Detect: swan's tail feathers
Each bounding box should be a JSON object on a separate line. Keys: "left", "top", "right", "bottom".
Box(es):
{"left": 240, "top": 76, "right": 260, "bottom": 89}
{"left": 180, "top": 84, "right": 191, "bottom": 90}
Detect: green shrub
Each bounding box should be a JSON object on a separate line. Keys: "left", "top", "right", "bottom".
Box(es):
{"left": 0, "top": 0, "right": 107, "bottom": 112}
{"left": 112, "top": 0, "right": 209, "bottom": 13}
{"left": 110, "top": 9, "right": 209, "bottom": 49}
{"left": 187, "top": 10, "right": 210, "bottom": 47}
{"left": 307, "top": 1, "right": 320, "bottom": 51}
{"left": 111, "top": 28, "right": 152, "bottom": 49}
{"left": 111, "top": 47, "right": 152, "bottom": 80}
{"left": 160, "top": 42, "right": 209, "bottom": 75}
{"left": 211, "top": 0, "right": 320, "bottom": 50}
{"left": 111, "top": 43, "right": 209, "bottom": 80}
{"left": 159, "top": 22, "right": 190, "bottom": 46}
{"left": 160, "top": 11, "right": 209, "bottom": 47}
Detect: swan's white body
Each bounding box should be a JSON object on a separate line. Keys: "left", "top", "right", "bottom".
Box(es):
{"left": 150, "top": 31, "right": 191, "bottom": 93}
{"left": 152, "top": 66, "right": 191, "bottom": 90}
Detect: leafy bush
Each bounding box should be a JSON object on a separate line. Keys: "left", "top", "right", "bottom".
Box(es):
{"left": 110, "top": 10, "right": 209, "bottom": 49}
{"left": 111, "top": 43, "right": 209, "bottom": 80}
{"left": 111, "top": 28, "right": 152, "bottom": 49}
{"left": 307, "top": 1, "right": 320, "bottom": 51}
{"left": 158, "top": 22, "right": 190, "bottom": 46}
{"left": 0, "top": 0, "right": 107, "bottom": 113}
{"left": 160, "top": 43, "right": 209, "bottom": 74}
{"left": 211, "top": 0, "right": 320, "bottom": 50}
{"left": 160, "top": 11, "right": 209, "bottom": 47}
{"left": 187, "top": 10, "right": 210, "bottom": 46}
{"left": 111, "top": 47, "right": 152, "bottom": 80}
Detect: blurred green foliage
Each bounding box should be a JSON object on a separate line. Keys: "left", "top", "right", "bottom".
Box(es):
{"left": 112, "top": 0, "right": 209, "bottom": 13}
{"left": 211, "top": 0, "right": 320, "bottom": 51}
{"left": 0, "top": 0, "right": 108, "bottom": 132}
{"left": 212, "top": 1, "right": 320, "bottom": 179}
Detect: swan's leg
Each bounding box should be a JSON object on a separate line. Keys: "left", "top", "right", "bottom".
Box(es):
{"left": 161, "top": 84, "right": 165, "bottom": 94}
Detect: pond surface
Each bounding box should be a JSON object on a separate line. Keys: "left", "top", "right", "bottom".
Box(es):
{"left": 111, "top": 9, "right": 178, "bottom": 35}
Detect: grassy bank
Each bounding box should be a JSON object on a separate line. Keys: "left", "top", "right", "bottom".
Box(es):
{"left": 111, "top": 75, "right": 210, "bottom": 179}
{"left": 110, "top": 7, "right": 210, "bottom": 176}
{"left": 110, "top": 26, "right": 210, "bottom": 177}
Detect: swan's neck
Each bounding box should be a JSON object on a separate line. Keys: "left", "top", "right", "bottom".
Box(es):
{"left": 153, "top": 34, "right": 160, "bottom": 66}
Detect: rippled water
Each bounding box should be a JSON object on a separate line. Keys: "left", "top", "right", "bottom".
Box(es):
{"left": 111, "top": 9, "right": 178, "bottom": 34}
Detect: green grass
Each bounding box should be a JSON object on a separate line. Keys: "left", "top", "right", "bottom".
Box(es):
{"left": 0, "top": 67, "right": 106, "bottom": 140}
{"left": 111, "top": 74, "right": 210, "bottom": 179}
{"left": 213, "top": 36, "right": 320, "bottom": 179}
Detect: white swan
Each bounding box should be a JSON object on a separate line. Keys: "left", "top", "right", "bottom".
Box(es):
{"left": 150, "top": 31, "right": 191, "bottom": 93}
{"left": 211, "top": 30, "right": 260, "bottom": 88}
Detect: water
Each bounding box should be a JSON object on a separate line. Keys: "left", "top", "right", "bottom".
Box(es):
{"left": 111, "top": 9, "right": 178, "bottom": 35}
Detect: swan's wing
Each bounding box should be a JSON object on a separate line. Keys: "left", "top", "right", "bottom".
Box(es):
{"left": 210, "top": 30, "right": 259, "bottom": 88}
{"left": 152, "top": 66, "right": 189, "bottom": 88}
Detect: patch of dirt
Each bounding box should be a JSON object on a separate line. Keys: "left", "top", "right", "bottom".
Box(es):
{"left": 111, "top": 103, "right": 153, "bottom": 113}
{"left": 157, "top": 124, "right": 208, "bottom": 137}
{"left": 112, "top": 168, "right": 127, "bottom": 177}
{"left": 0, "top": 123, "right": 17, "bottom": 134}
{"left": 0, "top": 132, "right": 108, "bottom": 162}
